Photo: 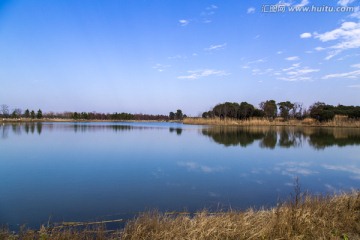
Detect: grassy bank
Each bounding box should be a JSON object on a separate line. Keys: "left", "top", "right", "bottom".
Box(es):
{"left": 183, "top": 116, "right": 360, "bottom": 128}
{"left": 1, "top": 191, "right": 359, "bottom": 239}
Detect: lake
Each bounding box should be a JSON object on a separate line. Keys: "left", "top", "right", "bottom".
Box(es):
{"left": 1, "top": 122, "right": 360, "bottom": 229}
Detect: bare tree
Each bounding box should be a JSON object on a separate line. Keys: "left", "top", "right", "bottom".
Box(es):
{"left": 1, "top": 104, "right": 9, "bottom": 118}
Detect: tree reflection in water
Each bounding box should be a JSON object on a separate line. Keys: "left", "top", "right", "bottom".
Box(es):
{"left": 201, "top": 126, "right": 360, "bottom": 150}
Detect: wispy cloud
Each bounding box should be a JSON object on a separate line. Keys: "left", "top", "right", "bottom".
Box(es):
{"left": 348, "top": 84, "right": 360, "bottom": 88}
{"left": 285, "top": 56, "right": 300, "bottom": 61}
{"left": 276, "top": 0, "right": 309, "bottom": 7}
{"left": 296, "top": 0, "right": 309, "bottom": 7}
{"left": 153, "top": 63, "right": 170, "bottom": 72}
{"left": 205, "top": 43, "right": 227, "bottom": 51}
{"left": 350, "top": 6, "right": 360, "bottom": 19}
{"left": 275, "top": 161, "right": 318, "bottom": 177}
{"left": 206, "top": 4, "right": 218, "bottom": 10}
{"left": 322, "top": 69, "right": 360, "bottom": 79}
{"left": 279, "top": 67, "right": 319, "bottom": 81}
{"left": 337, "top": 0, "right": 355, "bottom": 6}
{"left": 201, "top": 5, "right": 218, "bottom": 23}
{"left": 323, "top": 164, "right": 360, "bottom": 180}
{"left": 179, "top": 19, "right": 190, "bottom": 26}
{"left": 247, "top": 7, "right": 255, "bottom": 14}
{"left": 168, "top": 54, "right": 187, "bottom": 60}
{"left": 178, "top": 161, "right": 226, "bottom": 173}
{"left": 241, "top": 58, "right": 267, "bottom": 69}
{"left": 178, "top": 69, "right": 229, "bottom": 80}
{"left": 300, "top": 32, "right": 312, "bottom": 38}
{"left": 278, "top": 63, "right": 319, "bottom": 81}
{"left": 313, "top": 21, "right": 360, "bottom": 60}
{"left": 351, "top": 63, "right": 360, "bottom": 68}
{"left": 315, "top": 47, "right": 326, "bottom": 51}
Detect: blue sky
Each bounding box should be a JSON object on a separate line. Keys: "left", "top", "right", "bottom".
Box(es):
{"left": 0, "top": 0, "right": 359, "bottom": 116}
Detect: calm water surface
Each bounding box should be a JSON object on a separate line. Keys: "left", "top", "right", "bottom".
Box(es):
{"left": 1, "top": 122, "right": 360, "bottom": 229}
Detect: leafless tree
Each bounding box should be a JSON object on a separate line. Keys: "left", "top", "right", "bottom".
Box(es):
{"left": 1, "top": 104, "right": 9, "bottom": 117}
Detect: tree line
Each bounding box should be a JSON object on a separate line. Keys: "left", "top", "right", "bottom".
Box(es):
{"left": 0, "top": 105, "right": 43, "bottom": 119}
{"left": 201, "top": 100, "right": 360, "bottom": 122}
{"left": 0, "top": 104, "right": 172, "bottom": 121}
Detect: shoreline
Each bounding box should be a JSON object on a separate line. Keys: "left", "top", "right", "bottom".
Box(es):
{"left": 1, "top": 190, "right": 359, "bottom": 239}
{"left": 1, "top": 117, "right": 360, "bottom": 128}
{"left": 183, "top": 117, "right": 360, "bottom": 128}
{"left": 0, "top": 118, "right": 181, "bottom": 123}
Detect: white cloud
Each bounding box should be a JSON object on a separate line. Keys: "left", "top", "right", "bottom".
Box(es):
{"left": 153, "top": 64, "right": 170, "bottom": 72}
{"left": 279, "top": 63, "right": 319, "bottom": 81}
{"left": 241, "top": 58, "right": 267, "bottom": 69}
{"left": 322, "top": 69, "right": 360, "bottom": 79}
{"left": 351, "top": 63, "right": 360, "bottom": 68}
{"left": 179, "top": 19, "right": 189, "bottom": 26}
{"left": 350, "top": 6, "right": 360, "bottom": 19}
{"left": 277, "top": 51, "right": 283, "bottom": 54}
{"left": 300, "top": 32, "right": 312, "bottom": 38}
{"left": 323, "top": 164, "right": 360, "bottom": 180}
{"left": 348, "top": 84, "right": 360, "bottom": 88}
{"left": 285, "top": 56, "right": 300, "bottom": 61}
{"left": 315, "top": 46, "right": 326, "bottom": 51}
{"left": 247, "top": 7, "right": 255, "bottom": 14}
{"left": 252, "top": 68, "right": 274, "bottom": 76}
{"left": 178, "top": 69, "right": 229, "bottom": 80}
{"left": 168, "top": 54, "right": 187, "bottom": 60}
{"left": 276, "top": 0, "right": 293, "bottom": 6}
{"left": 201, "top": 5, "right": 218, "bottom": 23}
{"left": 206, "top": 4, "right": 218, "bottom": 10}
{"left": 276, "top": 161, "right": 317, "bottom": 177}
{"left": 178, "top": 161, "right": 226, "bottom": 173}
{"left": 314, "top": 21, "right": 360, "bottom": 60}
{"left": 337, "top": 0, "right": 355, "bottom": 6}
{"left": 296, "top": 0, "right": 309, "bottom": 7}
{"left": 247, "top": 58, "right": 267, "bottom": 64}
{"left": 276, "top": 0, "right": 309, "bottom": 7}
{"left": 205, "top": 43, "right": 227, "bottom": 51}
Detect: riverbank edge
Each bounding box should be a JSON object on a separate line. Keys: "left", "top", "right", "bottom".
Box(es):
{"left": 2, "top": 117, "right": 360, "bottom": 128}
{"left": 0, "top": 118, "right": 181, "bottom": 123}
{"left": 183, "top": 117, "right": 360, "bottom": 128}
{"left": 1, "top": 191, "right": 359, "bottom": 239}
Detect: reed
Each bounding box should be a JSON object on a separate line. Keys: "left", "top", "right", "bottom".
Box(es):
{"left": 183, "top": 116, "right": 360, "bottom": 128}
{"left": 1, "top": 190, "right": 359, "bottom": 240}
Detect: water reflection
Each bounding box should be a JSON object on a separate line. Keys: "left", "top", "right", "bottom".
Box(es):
{"left": 2, "top": 123, "right": 360, "bottom": 150}
{"left": 0, "top": 123, "right": 136, "bottom": 138}
{"left": 169, "top": 127, "right": 182, "bottom": 135}
{"left": 202, "top": 126, "right": 360, "bottom": 150}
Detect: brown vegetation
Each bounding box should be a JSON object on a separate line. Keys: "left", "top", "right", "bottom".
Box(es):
{"left": 183, "top": 116, "right": 360, "bottom": 128}
{"left": 1, "top": 191, "right": 359, "bottom": 240}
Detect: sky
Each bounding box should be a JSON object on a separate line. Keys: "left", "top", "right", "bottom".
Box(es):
{"left": 0, "top": 0, "right": 359, "bottom": 116}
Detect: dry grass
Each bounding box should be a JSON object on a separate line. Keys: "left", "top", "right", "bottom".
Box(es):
{"left": 1, "top": 191, "right": 359, "bottom": 240}
{"left": 183, "top": 116, "right": 360, "bottom": 128}
{"left": 121, "top": 191, "right": 360, "bottom": 240}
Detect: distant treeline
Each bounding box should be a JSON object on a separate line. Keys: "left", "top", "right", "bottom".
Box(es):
{"left": 202, "top": 101, "right": 360, "bottom": 122}
{"left": 0, "top": 104, "right": 170, "bottom": 121}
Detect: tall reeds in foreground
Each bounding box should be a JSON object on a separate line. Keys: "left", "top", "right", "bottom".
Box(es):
{"left": 121, "top": 191, "right": 360, "bottom": 240}
{"left": 1, "top": 190, "right": 359, "bottom": 240}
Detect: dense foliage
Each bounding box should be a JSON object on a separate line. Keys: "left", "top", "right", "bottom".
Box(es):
{"left": 201, "top": 100, "right": 360, "bottom": 122}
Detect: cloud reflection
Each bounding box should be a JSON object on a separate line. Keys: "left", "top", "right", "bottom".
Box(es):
{"left": 322, "top": 164, "right": 360, "bottom": 180}
{"left": 178, "top": 161, "right": 226, "bottom": 173}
